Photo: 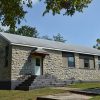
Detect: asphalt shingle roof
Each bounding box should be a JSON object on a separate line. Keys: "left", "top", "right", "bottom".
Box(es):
{"left": 0, "top": 32, "right": 100, "bottom": 56}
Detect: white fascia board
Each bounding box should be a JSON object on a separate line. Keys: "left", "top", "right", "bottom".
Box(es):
{"left": 11, "top": 42, "right": 100, "bottom": 56}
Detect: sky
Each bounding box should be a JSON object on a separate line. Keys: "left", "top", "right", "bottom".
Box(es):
{"left": 14, "top": 0, "right": 100, "bottom": 47}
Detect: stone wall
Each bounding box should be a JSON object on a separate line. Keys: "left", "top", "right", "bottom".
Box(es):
{"left": 65, "top": 53, "right": 100, "bottom": 81}
{"left": 43, "top": 50, "right": 100, "bottom": 81}
{"left": 43, "top": 50, "right": 66, "bottom": 80}
{"left": 11, "top": 46, "right": 100, "bottom": 89}
{"left": 65, "top": 68, "right": 100, "bottom": 81}
{"left": 11, "top": 45, "right": 33, "bottom": 89}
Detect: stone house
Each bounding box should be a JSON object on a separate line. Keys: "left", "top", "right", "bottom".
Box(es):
{"left": 0, "top": 32, "right": 100, "bottom": 90}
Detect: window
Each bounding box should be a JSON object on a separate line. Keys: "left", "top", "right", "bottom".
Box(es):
{"left": 98, "top": 61, "right": 100, "bottom": 69}
{"left": 98, "top": 57, "right": 100, "bottom": 69}
{"left": 84, "top": 58, "right": 89, "bottom": 68}
{"left": 67, "top": 53, "right": 75, "bottom": 68}
{"left": 36, "top": 58, "right": 40, "bottom": 66}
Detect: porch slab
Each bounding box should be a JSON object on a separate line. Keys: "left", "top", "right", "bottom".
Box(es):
{"left": 37, "top": 93, "right": 92, "bottom": 100}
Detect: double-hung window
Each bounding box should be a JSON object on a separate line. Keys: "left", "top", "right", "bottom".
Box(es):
{"left": 84, "top": 58, "right": 89, "bottom": 69}
{"left": 67, "top": 53, "right": 75, "bottom": 68}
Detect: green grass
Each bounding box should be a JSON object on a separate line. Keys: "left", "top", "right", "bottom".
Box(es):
{"left": 90, "top": 96, "right": 100, "bottom": 100}
{"left": 0, "top": 83, "right": 100, "bottom": 100}
{"left": 0, "top": 88, "right": 66, "bottom": 100}
{"left": 68, "top": 82, "right": 100, "bottom": 89}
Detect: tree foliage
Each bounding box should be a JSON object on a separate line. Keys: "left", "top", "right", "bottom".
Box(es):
{"left": 53, "top": 33, "right": 66, "bottom": 42}
{"left": 0, "top": 0, "right": 92, "bottom": 28}
{"left": 41, "top": 35, "right": 52, "bottom": 40}
{"left": 43, "top": 0, "right": 92, "bottom": 16}
{"left": 0, "top": 0, "right": 32, "bottom": 29}
{"left": 6, "top": 25, "right": 39, "bottom": 38}
{"left": 41, "top": 33, "right": 66, "bottom": 42}
{"left": 93, "top": 39, "right": 100, "bottom": 50}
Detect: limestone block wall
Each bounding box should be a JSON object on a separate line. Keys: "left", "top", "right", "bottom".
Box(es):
{"left": 43, "top": 50, "right": 100, "bottom": 81}
{"left": 11, "top": 46, "right": 100, "bottom": 89}
{"left": 74, "top": 53, "right": 80, "bottom": 69}
{"left": 94, "top": 56, "right": 99, "bottom": 70}
{"left": 65, "top": 68, "right": 100, "bottom": 81}
{"left": 43, "top": 50, "right": 66, "bottom": 80}
{"left": 65, "top": 54, "right": 100, "bottom": 81}
{"left": 11, "top": 45, "right": 33, "bottom": 89}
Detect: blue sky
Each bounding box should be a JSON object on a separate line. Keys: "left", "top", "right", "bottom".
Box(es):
{"left": 19, "top": 0, "right": 100, "bottom": 47}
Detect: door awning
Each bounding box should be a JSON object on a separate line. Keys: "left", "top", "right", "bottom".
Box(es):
{"left": 31, "top": 48, "right": 49, "bottom": 55}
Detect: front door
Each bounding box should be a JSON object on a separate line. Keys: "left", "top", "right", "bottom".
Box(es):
{"left": 32, "top": 57, "right": 42, "bottom": 76}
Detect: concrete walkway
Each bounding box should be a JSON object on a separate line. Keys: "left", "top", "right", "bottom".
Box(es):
{"left": 37, "top": 92, "right": 92, "bottom": 100}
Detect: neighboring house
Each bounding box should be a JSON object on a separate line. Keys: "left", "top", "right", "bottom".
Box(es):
{"left": 0, "top": 32, "right": 100, "bottom": 90}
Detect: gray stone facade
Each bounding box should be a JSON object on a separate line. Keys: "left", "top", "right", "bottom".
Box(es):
{"left": 11, "top": 45, "right": 33, "bottom": 89}
{"left": 43, "top": 50, "right": 66, "bottom": 80}
{"left": 1, "top": 38, "right": 100, "bottom": 89}
{"left": 65, "top": 69, "right": 100, "bottom": 81}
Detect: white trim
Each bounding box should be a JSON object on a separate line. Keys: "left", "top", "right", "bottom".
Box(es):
{"left": 11, "top": 42, "right": 100, "bottom": 56}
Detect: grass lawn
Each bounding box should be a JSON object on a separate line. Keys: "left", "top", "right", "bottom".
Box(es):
{"left": 68, "top": 82, "right": 100, "bottom": 100}
{"left": 0, "top": 88, "right": 66, "bottom": 100}
{"left": 68, "top": 82, "right": 100, "bottom": 89}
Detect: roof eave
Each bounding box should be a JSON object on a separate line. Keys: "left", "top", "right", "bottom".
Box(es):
{"left": 11, "top": 42, "right": 100, "bottom": 56}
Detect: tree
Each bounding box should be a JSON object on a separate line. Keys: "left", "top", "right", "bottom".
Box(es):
{"left": 43, "top": 0, "right": 92, "bottom": 16}
{"left": 6, "top": 25, "right": 39, "bottom": 38}
{"left": 53, "top": 33, "right": 66, "bottom": 42}
{"left": 41, "top": 35, "right": 52, "bottom": 40}
{"left": 0, "top": 0, "right": 92, "bottom": 29}
{"left": 0, "top": 0, "right": 32, "bottom": 29}
{"left": 5, "top": 28, "right": 15, "bottom": 34}
{"left": 93, "top": 39, "right": 100, "bottom": 50}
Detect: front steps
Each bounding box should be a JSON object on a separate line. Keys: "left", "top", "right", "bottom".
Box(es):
{"left": 15, "top": 75, "right": 37, "bottom": 90}
{"left": 15, "top": 74, "right": 70, "bottom": 90}
{"left": 29, "top": 74, "right": 67, "bottom": 89}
